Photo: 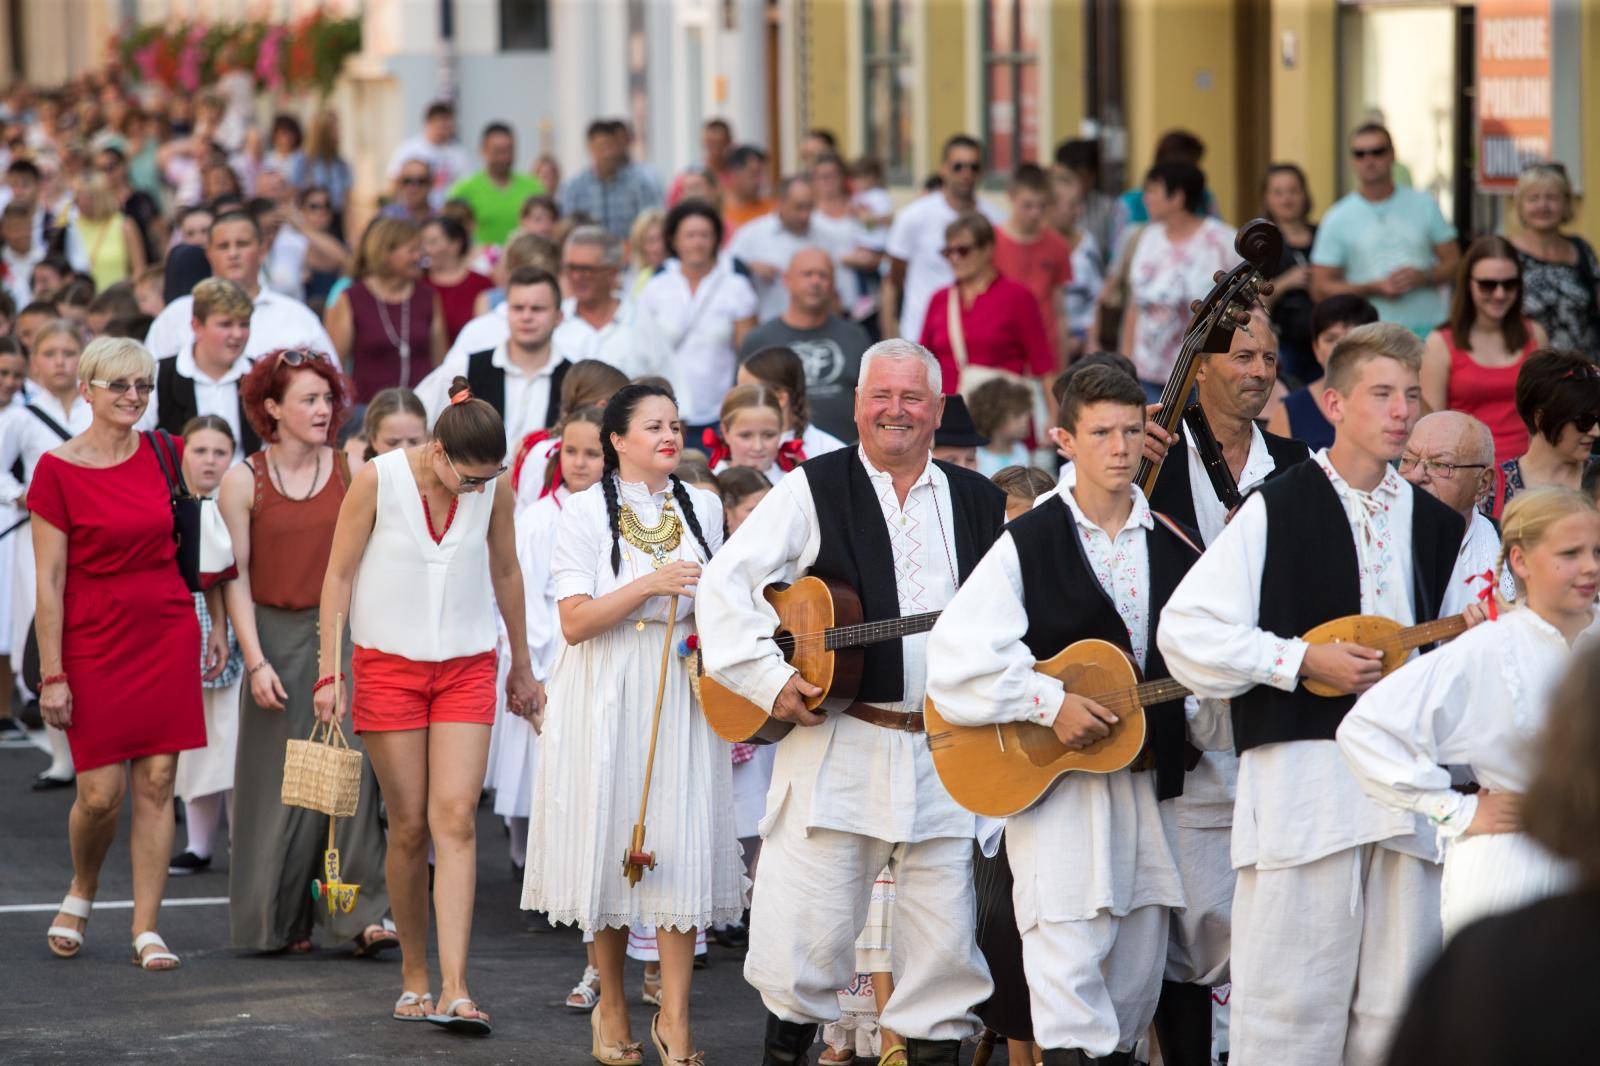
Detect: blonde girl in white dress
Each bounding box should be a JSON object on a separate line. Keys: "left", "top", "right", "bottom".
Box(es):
{"left": 524, "top": 382, "right": 744, "bottom": 1066}
{"left": 1338, "top": 486, "right": 1600, "bottom": 939}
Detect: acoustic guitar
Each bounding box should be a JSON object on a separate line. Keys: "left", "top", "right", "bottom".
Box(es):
{"left": 1299, "top": 612, "right": 1469, "bottom": 697}
{"left": 698, "top": 575, "right": 940, "bottom": 744}
{"left": 922, "top": 638, "right": 1190, "bottom": 818}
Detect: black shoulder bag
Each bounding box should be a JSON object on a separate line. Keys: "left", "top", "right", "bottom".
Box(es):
{"left": 147, "top": 430, "right": 204, "bottom": 593}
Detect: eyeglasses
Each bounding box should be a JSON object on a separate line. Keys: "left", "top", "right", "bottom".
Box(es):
{"left": 303, "top": 200, "right": 331, "bottom": 211}
{"left": 90, "top": 378, "right": 154, "bottom": 397}
{"left": 275, "top": 349, "right": 323, "bottom": 369}
{"left": 941, "top": 243, "right": 979, "bottom": 261}
{"left": 562, "top": 262, "right": 609, "bottom": 276}
{"left": 1521, "top": 161, "right": 1569, "bottom": 179}
{"left": 1470, "top": 277, "right": 1519, "bottom": 293}
{"left": 1351, "top": 147, "right": 1391, "bottom": 160}
{"left": 1398, "top": 454, "right": 1488, "bottom": 479}
{"left": 445, "top": 451, "right": 507, "bottom": 488}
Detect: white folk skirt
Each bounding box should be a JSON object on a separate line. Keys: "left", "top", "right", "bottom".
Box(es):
{"left": 175, "top": 678, "right": 242, "bottom": 803}
{"left": 488, "top": 640, "right": 539, "bottom": 818}
{"left": 523, "top": 618, "right": 746, "bottom": 932}
{"left": 1440, "top": 830, "right": 1575, "bottom": 940}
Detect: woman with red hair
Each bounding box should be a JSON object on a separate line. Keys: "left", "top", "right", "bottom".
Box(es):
{"left": 217, "top": 349, "right": 397, "bottom": 956}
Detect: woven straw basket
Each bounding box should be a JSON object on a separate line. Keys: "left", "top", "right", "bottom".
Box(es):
{"left": 282, "top": 717, "right": 363, "bottom": 817}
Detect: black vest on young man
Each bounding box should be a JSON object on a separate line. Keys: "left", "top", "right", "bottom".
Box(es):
{"left": 155, "top": 355, "right": 261, "bottom": 455}
{"left": 1007, "top": 493, "right": 1202, "bottom": 801}
{"left": 802, "top": 446, "right": 1006, "bottom": 704}
{"left": 1148, "top": 423, "right": 1310, "bottom": 534}
{"left": 1230, "top": 460, "right": 1465, "bottom": 753}
{"left": 466, "top": 349, "right": 568, "bottom": 430}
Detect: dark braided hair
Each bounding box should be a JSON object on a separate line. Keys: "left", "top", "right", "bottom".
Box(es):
{"left": 600, "top": 383, "right": 714, "bottom": 575}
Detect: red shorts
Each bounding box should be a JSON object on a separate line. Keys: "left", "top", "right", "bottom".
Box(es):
{"left": 350, "top": 646, "right": 499, "bottom": 733}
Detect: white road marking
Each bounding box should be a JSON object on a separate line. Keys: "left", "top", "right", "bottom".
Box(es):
{"left": 0, "top": 896, "right": 229, "bottom": 914}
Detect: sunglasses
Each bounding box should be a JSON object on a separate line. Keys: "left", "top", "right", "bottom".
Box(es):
{"left": 90, "top": 378, "right": 153, "bottom": 397}
{"left": 275, "top": 348, "right": 323, "bottom": 369}
{"left": 1471, "top": 277, "right": 1519, "bottom": 294}
{"left": 445, "top": 451, "right": 507, "bottom": 488}
{"left": 563, "top": 262, "right": 609, "bottom": 276}
{"left": 303, "top": 200, "right": 331, "bottom": 211}
{"left": 1572, "top": 413, "right": 1600, "bottom": 435}
{"left": 941, "top": 243, "right": 978, "bottom": 260}
{"left": 399, "top": 176, "right": 430, "bottom": 186}
{"left": 1351, "top": 147, "right": 1390, "bottom": 160}
{"left": 948, "top": 161, "right": 981, "bottom": 174}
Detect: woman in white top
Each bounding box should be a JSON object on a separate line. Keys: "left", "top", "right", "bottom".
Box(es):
{"left": 317, "top": 376, "right": 539, "bottom": 1036}
{"left": 523, "top": 383, "right": 743, "bottom": 1066}
{"left": 1338, "top": 486, "right": 1600, "bottom": 939}
{"left": 738, "top": 344, "right": 849, "bottom": 460}
{"left": 637, "top": 201, "right": 758, "bottom": 438}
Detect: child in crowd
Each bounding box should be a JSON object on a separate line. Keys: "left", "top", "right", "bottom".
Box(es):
{"left": 674, "top": 450, "right": 719, "bottom": 495}
{"left": 134, "top": 264, "right": 167, "bottom": 317}
{"left": 362, "top": 387, "right": 428, "bottom": 461}
{"left": 931, "top": 394, "right": 986, "bottom": 471}
{"left": 706, "top": 384, "right": 784, "bottom": 481}
{"left": 715, "top": 465, "right": 772, "bottom": 539}
{"left": 991, "top": 463, "right": 1057, "bottom": 521}
{"left": 14, "top": 300, "right": 58, "bottom": 354}
{"left": 847, "top": 156, "right": 894, "bottom": 242}
{"left": 170, "top": 415, "right": 243, "bottom": 876}
{"left": 738, "top": 346, "right": 847, "bottom": 459}
{"left": 0, "top": 336, "right": 27, "bottom": 406}
{"left": 512, "top": 360, "right": 629, "bottom": 511}
{"left": 969, "top": 377, "right": 1035, "bottom": 478}
{"left": 995, "top": 164, "right": 1073, "bottom": 363}
{"left": 518, "top": 195, "right": 560, "bottom": 242}
{"left": 1, "top": 203, "right": 41, "bottom": 310}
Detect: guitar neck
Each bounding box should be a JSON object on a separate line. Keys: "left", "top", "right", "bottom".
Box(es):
{"left": 825, "top": 611, "right": 943, "bottom": 651}
{"left": 1092, "top": 676, "right": 1192, "bottom": 712}
{"left": 1384, "top": 614, "right": 1469, "bottom": 654}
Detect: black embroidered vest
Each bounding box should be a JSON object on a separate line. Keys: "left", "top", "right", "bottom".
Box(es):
{"left": 465, "top": 349, "right": 568, "bottom": 430}
{"left": 1148, "top": 423, "right": 1310, "bottom": 536}
{"left": 155, "top": 354, "right": 261, "bottom": 455}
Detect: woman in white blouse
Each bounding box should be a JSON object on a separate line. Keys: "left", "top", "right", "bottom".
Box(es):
{"left": 637, "top": 200, "right": 758, "bottom": 442}
{"left": 1337, "top": 486, "right": 1600, "bottom": 939}
{"left": 523, "top": 383, "right": 742, "bottom": 1065}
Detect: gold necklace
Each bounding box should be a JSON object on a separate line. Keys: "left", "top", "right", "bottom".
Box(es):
{"left": 618, "top": 497, "right": 682, "bottom": 569}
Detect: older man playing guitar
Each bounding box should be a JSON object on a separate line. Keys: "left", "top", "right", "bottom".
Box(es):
{"left": 698, "top": 338, "right": 1005, "bottom": 1066}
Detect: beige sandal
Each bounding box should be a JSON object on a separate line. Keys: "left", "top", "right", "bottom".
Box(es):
{"left": 590, "top": 1008, "right": 643, "bottom": 1064}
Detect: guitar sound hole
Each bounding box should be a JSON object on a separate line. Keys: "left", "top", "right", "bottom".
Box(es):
{"left": 775, "top": 629, "right": 793, "bottom": 665}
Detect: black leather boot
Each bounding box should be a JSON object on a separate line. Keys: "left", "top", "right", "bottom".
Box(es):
{"left": 760, "top": 1013, "right": 817, "bottom": 1066}
{"left": 1152, "top": 979, "right": 1213, "bottom": 1066}
{"left": 903, "top": 1038, "right": 962, "bottom": 1065}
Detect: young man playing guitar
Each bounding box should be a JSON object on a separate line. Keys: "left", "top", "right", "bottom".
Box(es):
{"left": 926, "top": 365, "right": 1222, "bottom": 1065}
{"left": 1143, "top": 307, "right": 1310, "bottom": 1066}
{"left": 697, "top": 339, "right": 1005, "bottom": 1065}
{"left": 1157, "top": 322, "right": 1485, "bottom": 1066}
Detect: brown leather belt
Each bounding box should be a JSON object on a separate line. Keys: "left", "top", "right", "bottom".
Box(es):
{"left": 842, "top": 703, "right": 926, "bottom": 733}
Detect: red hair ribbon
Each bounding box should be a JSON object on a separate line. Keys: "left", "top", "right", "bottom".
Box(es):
{"left": 449, "top": 387, "right": 474, "bottom": 406}
{"left": 775, "top": 438, "right": 807, "bottom": 472}
{"left": 511, "top": 429, "right": 553, "bottom": 493}
{"left": 1468, "top": 569, "right": 1499, "bottom": 621}
{"left": 701, "top": 426, "right": 730, "bottom": 468}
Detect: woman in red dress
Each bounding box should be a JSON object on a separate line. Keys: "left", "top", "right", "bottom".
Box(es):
{"left": 35, "top": 337, "right": 227, "bottom": 970}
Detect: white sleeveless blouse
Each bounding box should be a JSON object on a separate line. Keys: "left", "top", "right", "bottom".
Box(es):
{"left": 350, "top": 448, "right": 498, "bottom": 660}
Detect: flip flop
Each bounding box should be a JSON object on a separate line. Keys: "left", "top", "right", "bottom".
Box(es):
{"left": 391, "top": 991, "right": 434, "bottom": 1021}
{"left": 426, "top": 997, "right": 492, "bottom": 1036}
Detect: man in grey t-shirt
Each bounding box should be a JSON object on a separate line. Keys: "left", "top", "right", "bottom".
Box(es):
{"left": 738, "top": 248, "right": 871, "bottom": 443}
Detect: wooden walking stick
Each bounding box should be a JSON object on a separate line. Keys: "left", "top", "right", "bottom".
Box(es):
{"left": 623, "top": 595, "right": 680, "bottom": 886}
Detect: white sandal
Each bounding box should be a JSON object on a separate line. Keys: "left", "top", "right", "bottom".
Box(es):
{"left": 565, "top": 965, "right": 601, "bottom": 1011}
{"left": 46, "top": 894, "right": 92, "bottom": 958}
{"left": 392, "top": 991, "right": 435, "bottom": 1021}
{"left": 131, "top": 930, "right": 180, "bottom": 971}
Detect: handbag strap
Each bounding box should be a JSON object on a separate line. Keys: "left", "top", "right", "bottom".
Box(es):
{"left": 24, "top": 404, "right": 72, "bottom": 442}
{"left": 946, "top": 285, "right": 970, "bottom": 371}
{"left": 146, "top": 429, "right": 189, "bottom": 502}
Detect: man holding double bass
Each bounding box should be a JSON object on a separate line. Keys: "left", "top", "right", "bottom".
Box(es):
{"left": 697, "top": 338, "right": 1005, "bottom": 1066}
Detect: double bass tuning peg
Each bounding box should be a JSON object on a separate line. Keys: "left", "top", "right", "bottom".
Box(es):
{"left": 1213, "top": 270, "right": 1227, "bottom": 283}
{"left": 1189, "top": 299, "right": 1204, "bottom": 314}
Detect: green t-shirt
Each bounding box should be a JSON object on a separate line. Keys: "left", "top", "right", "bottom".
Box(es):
{"left": 446, "top": 171, "right": 545, "bottom": 247}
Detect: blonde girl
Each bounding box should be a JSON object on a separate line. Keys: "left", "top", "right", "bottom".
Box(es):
{"left": 1338, "top": 486, "right": 1600, "bottom": 939}
{"left": 707, "top": 384, "right": 783, "bottom": 480}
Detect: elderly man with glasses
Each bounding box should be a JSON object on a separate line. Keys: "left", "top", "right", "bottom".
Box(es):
{"left": 1310, "top": 122, "right": 1461, "bottom": 338}
{"left": 1401, "top": 410, "right": 1514, "bottom": 601}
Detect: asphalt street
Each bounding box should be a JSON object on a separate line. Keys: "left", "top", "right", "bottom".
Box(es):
{"left": 1, "top": 733, "right": 1017, "bottom": 1065}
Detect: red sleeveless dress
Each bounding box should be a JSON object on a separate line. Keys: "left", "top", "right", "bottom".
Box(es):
{"left": 1443, "top": 325, "right": 1537, "bottom": 468}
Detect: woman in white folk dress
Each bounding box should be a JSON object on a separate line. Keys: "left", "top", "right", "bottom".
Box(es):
{"left": 523, "top": 382, "right": 743, "bottom": 1066}
{"left": 1338, "top": 485, "right": 1600, "bottom": 940}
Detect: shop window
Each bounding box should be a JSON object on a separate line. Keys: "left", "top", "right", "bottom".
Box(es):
{"left": 983, "top": 0, "right": 1041, "bottom": 178}
{"left": 863, "top": 0, "right": 913, "bottom": 186}
{"left": 500, "top": 0, "right": 551, "bottom": 52}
